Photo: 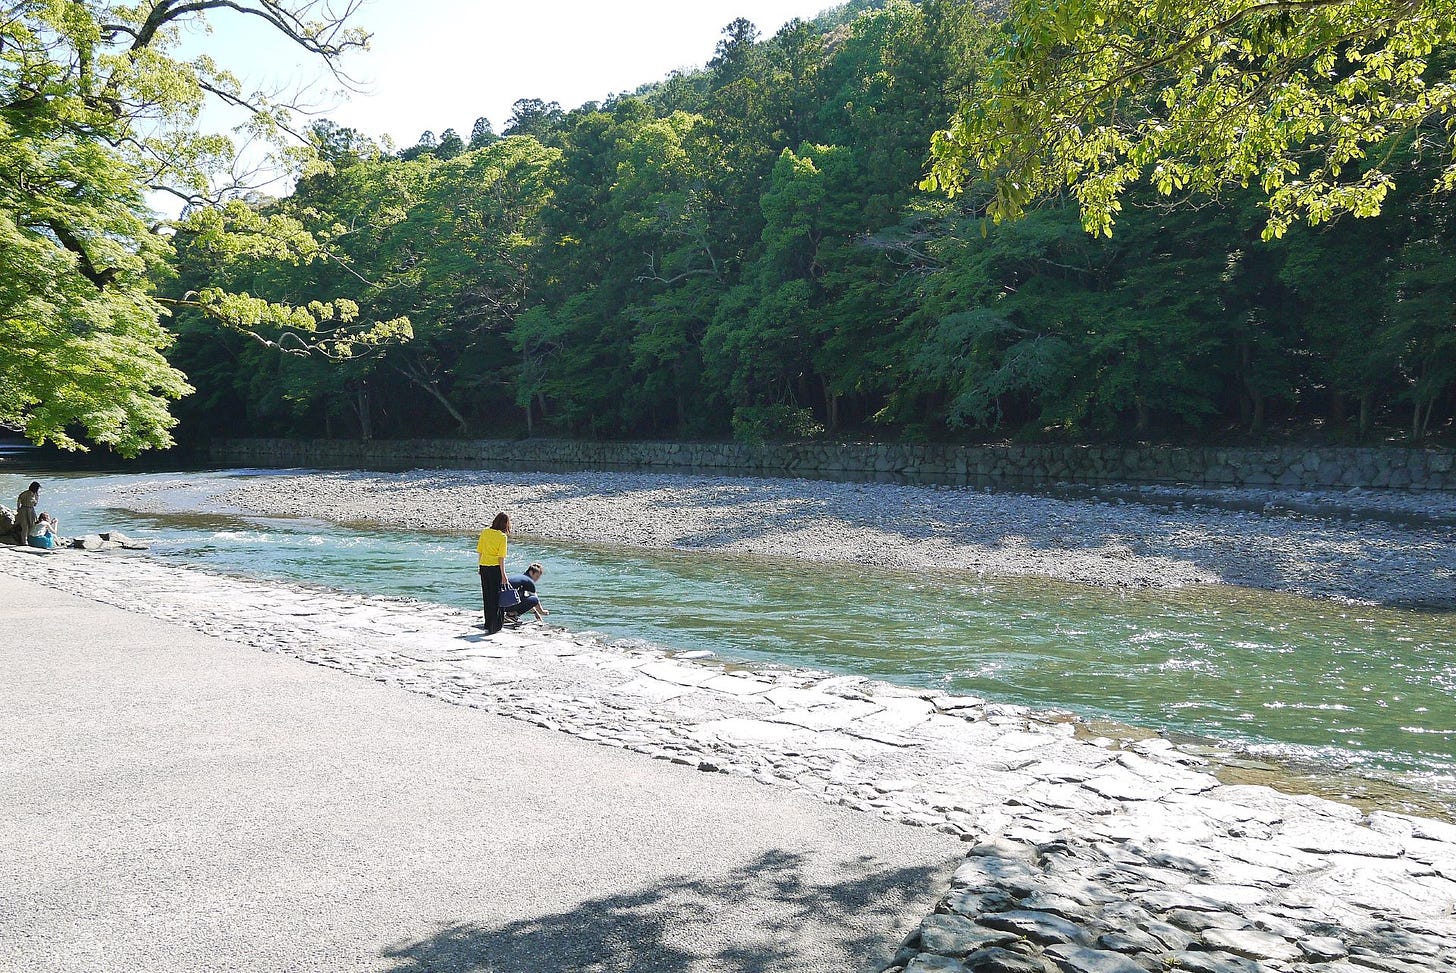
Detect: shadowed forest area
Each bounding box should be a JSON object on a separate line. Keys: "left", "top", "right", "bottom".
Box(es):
{"left": 161, "top": 0, "right": 1456, "bottom": 448}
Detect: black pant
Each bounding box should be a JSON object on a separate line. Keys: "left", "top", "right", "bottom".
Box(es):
{"left": 479, "top": 565, "right": 505, "bottom": 634}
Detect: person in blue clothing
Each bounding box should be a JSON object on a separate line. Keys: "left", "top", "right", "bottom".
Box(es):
{"left": 28, "top": 512, "right": 58, "bottom": 549}
{"left": 505, "top": 562, "right": 548, "bottom": 626}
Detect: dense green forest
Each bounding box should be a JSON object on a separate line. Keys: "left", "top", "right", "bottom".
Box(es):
{"left": 163, "top": 0, "right": 1456, "bottom": 446}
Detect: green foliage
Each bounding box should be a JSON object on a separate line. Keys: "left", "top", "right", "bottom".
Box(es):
{"left": 162, "top": 0, "right": 1456, "bottom": 447}
{"left": 926, "top": 0, "right": 1456, "bottom": 239}
{"left": 0, "top": 0, "right": 398, "bottom": 454}
{"left": 731, "top": 404, "right": 825, "bottom": 443}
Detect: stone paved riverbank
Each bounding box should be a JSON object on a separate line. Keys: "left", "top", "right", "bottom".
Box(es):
{"left": 115, "top": 468, "right": 1456, "bottom": 607}
{"left": 3, "top": 548, "right": 1453, "bottom": 973}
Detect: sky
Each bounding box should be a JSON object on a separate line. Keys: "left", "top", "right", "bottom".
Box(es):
{"left": 184, "top": 0, "right": 839, "bottom": 150}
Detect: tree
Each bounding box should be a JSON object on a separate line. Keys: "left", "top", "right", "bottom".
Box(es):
{"left": 703, "top": 143, "right": 864, "bottom": 424}
{"left": 435, "top": 128, "right": 466, "bottom": 160}
{"left": 1, "top": 0, "right": 405, "bottom": 453}
{"left": 399, "top": 129, "right": 438, "bottom": 161}
{"left": 709, "top": 18, "right": 761, "bottom": 79}
{"left": 924, "top": 0, "right": 1456, "bottom": 239}
{"left": 504, "top": 98, "right": 565, "bottom": 141}
{"left": 469, "top": 116, "right": 498, "bottom": 150}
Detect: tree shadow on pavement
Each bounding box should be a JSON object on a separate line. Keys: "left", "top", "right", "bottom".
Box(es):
{"left": 380, "top": 849, "right": 945, "bottom": 973}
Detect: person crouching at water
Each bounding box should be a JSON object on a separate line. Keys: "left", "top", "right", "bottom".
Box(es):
{"left": 29, "top": 512, "right": 58, "bottom": 549}
{"left": 477, "top": 512, "right": 511, "bottom": 635}
{"left": 506, "top": 562, "right": 548, "bottom": 627}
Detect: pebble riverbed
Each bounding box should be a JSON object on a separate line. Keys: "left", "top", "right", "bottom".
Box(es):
{"left": 2, "top": 541, "right": 1454, "bottom": 972}
{"left": 115, "top": 468, "right": 1456, "bottom": 608}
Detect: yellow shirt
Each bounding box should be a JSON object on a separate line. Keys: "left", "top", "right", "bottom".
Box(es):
{"left": 477, "top": 528, "right": 507, "bottom": 565}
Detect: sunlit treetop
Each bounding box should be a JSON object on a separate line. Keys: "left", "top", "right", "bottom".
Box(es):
{"left": 924, "top": 0, "right": 1456, "bottom": 239}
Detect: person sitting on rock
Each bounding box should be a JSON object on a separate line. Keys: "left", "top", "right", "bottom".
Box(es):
{"left": 506, "top": 562, "right": 549, "bottom": 626}
{"left": 14, "top": 481, "right": 39, "bottom": 546}
{"left": 29, "top": 512, "right": 58, "bottom": 550}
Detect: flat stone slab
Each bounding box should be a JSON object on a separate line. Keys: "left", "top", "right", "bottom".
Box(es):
{"left": 919, "top": 914, "right": 1020, "bottom": 956}
{"left": 1044, "top": 944, "right": 1151, "bottom": 973}
{"left": 960, "top": 945, "right": 1058, "bottom": 972}
{"left": 905, "top": 954, "right": 968, "bottom": 973}
{"left": 635, "top": 660, "right": 720, "bottom": 687}
{"left": 1279, "top": 821, "right": 1405, "bottom": 858}
{"left": 1203, "top": 927, "right": 1302, "bottom": 962}
{"left": 1184, "top": 883, "right": 1271, "bottom": 907}
{"left": 769, "top": 702, "right": 881, "bottom": 731}
{"left": 1158, "top": 950, "right": 1266, "bottom": 973}
{"left": 701, "top": 673, "right": 773, "bottom": 696}
{"left": 979, "top": 910, "right": 1090, "bottom": 946}
{"left": 690, "top": 718, "right": 802, "bottom": 746}
{"left": 609, "top": 676, "right": 689, "bottom": 702}
{"left": 1083, "top": 773, "right": 1172, "bottom": 802}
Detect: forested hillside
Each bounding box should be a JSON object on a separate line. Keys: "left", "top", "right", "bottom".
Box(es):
{"left": 164, "top": 0, "right": 1456, "bottom": 446}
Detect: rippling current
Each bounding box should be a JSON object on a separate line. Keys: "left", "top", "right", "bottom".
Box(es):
{"left": 27, "top": 469, "right": 1456, "bottom": 805}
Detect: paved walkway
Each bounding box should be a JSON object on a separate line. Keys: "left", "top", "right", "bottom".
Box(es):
{"left": 0, "top": 572, "right": 962, "bottom": 973}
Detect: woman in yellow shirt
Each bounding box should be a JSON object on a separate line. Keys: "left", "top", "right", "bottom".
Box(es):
{"left": 477, "top": 512, "right": 511, "bottom": 634}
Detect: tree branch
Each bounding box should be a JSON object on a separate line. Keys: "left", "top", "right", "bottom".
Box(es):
{"left": 42, "top": 221, "right": 118, "bottom": 289}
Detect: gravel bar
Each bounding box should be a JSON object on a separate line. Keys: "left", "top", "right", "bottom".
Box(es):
{"left": 117, "top": 467, "right": 1456, "bottom": 608}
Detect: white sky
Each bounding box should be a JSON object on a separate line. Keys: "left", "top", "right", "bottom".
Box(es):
{"left": 187, "top": 0, "right": 838, "bottom": 149}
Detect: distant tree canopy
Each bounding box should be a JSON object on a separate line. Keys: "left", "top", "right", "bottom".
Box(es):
{"left": 164, "top": 0, "right": 1456, "bottom": 447}
{"left": 1, "top": 0, "right": 408, "bottom": 454}
{"left": 924, "top": 0, "right": 1456, "bottom": 240}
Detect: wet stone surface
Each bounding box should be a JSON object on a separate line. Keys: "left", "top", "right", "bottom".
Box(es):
{"left": 2, "top": 549, "right": 1454, "bottom": 972}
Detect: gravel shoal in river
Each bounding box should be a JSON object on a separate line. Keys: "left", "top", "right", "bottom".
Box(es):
{"left": 2, "top": 547, "right": 1453, "bottom": 973}
{"left": 121, "top": 468, "right": 1456, "bottom": 607}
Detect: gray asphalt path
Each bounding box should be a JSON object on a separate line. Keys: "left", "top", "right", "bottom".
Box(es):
{"left": 0, "top": 573, "right": 961, "bottom": 973}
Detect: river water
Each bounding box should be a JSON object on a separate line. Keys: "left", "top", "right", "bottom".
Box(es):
{"left": 22, "top": 468, "right": 1456, "bottom": 806}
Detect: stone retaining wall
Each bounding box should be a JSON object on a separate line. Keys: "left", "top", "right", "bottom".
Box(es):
{"left": 210, "top": 438, "right": 1456, "bottom": 491}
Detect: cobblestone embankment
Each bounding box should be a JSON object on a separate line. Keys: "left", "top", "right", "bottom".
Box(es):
{"left": 211, "top": 439, "right": 1456, "bottom": 493}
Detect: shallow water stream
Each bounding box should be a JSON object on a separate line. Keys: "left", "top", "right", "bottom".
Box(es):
{"left": 27, "top": 469, "right": 1456, "bottom": 804}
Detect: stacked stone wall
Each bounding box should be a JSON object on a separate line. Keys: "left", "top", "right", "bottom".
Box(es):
{"left": 210, "top": 438, "right": 1456, "bottom": 491}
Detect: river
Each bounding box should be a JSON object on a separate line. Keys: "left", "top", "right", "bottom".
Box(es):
{"left": 19, "top": 467, "right": 1456, "bottom": 808}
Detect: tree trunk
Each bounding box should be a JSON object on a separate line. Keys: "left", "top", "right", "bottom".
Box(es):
{"left": 1412, "top": 398, "right": 1434, "bottom": 440}
{"left": 1250, "top": 392, "right": 1265, "bottom": 434}
{"left": 823, "top": 378, "right": 838, "bottom": 433}
{"left": 355, "top": 381, "right": 372, "bottom": 441}
{"left": 522, "top": 347, "right": 533, "bottom": 436}
{"left": 1359, "top": 392, "right": 1373, "bottom": 436}
{"left": 1328, "top": 389, "right": 1346, "bottom": 426}
{"left": 1236, "top": 343, "right": 1252, "bottom": 428}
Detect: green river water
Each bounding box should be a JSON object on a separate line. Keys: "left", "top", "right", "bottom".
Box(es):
{"left": 22, "top": 468, "right": 1456, "bottom": 808}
